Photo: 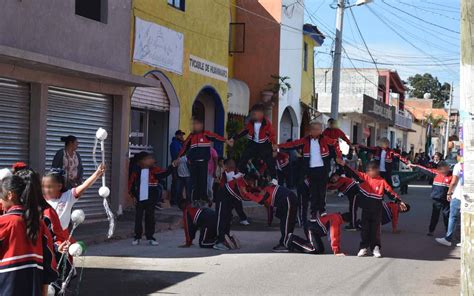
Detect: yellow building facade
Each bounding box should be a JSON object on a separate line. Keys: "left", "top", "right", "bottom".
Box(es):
{"left": 130, "top": 0, "right": 230, "bottom": 162}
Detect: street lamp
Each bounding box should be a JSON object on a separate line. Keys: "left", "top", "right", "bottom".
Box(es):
{"left": 329, "top": 0, "right": 372, "bottom": 120}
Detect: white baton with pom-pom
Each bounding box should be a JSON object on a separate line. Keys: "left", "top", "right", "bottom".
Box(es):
{"left": 93, "top": 128, "right": 115, "bottom": 239}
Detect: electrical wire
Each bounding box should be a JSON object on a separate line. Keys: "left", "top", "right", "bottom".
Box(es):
{"left": 367, "top": 5, "right": 458, "bottom": 77}
{"left": 348, "top": 7, "right": 379, "bottom": 74}
{"left": 395, "top": 0, "right": 460, "bottom": 21}
{"left": 381, "top": 0, "right": 460, "bottom": 34}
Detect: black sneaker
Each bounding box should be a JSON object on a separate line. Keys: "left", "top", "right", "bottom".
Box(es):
{"left": 272, "top": 244, "right": 289, "bottom": 253}
{"left": 427, "top": 232, "right": 434, "bottom": 237}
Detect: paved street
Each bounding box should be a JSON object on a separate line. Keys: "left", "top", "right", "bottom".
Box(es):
{"left": 79, "top": 184, "right": 460, "bottom": 296}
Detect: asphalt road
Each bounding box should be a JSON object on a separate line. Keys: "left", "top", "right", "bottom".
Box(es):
{"left": 77, "top": 184, "right": 460, "bottom": 296}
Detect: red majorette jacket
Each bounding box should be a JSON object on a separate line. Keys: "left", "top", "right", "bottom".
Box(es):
{"left": 225, "top": 176, "right": 260, "bottom": 202}
{"left": 278, "top": 135, "right": 342, "bottom": 169}
{"left": 0, "top": 206, "right": 58, "bottom": 296}
{"left": 411, "top": 164, "right": 453, "bottom": 201}
{"left": 327, "top": 176, "right": 358, "bottom": 194}
{"left": 275, "top": 152, "right": 290, "bottom": 171}
{"left": 233, "top": 117, "right": 276, "bottom": 144}
{"left": 323, "top": 128, "right": 351, "bottom": 145}
{"left": 345, "top": 166, "right": 401, "bottom": 202}
{"left": 178, "top": 131, "right": 226, "bottom": 161}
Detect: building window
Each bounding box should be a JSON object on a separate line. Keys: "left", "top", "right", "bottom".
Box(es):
{"left": 229, "top": 23, "right": 245, "bottom": 54}
{"left": 75, "top": 0, "right": 107, "bottom": 23}
{"left": 168, "top": 0, "right": 185, "bottom": 11}
{"left": 303, "top": 42, "right": 308, "bottom": 71}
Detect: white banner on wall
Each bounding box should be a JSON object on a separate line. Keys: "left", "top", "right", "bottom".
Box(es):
{"left": 133, "top": 17, "right": 184, "bottom": 75}
{"left": 189, "top": 55, "right": 228, "bottom": 82}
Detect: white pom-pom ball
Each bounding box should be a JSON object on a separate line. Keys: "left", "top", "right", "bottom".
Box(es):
{"left": 47, "top": 284, "right": 56, "bottom": 296}
{"left": 99, "top": 186, "right": 110, "bottom": 198}
{"left": 0, "top": 168, "right": 12, "bottom": 181}
{"left": 71, "top": 209, "right": 85, "bottom": 226}
{"left": 96, "top": 128, "right": 108, "bottom": 141}
{"left": 68, "top": 243, "right": 84, "bottom": 257}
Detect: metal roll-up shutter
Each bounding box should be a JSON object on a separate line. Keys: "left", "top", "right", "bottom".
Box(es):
{"left": 0, "top": 78, "right": 30, "bottom": 167}
{"left": 46, "top": 87, "right": 113, "bottom": 219}
{"left": 131, "top": 82, "right": 170, "bottom": 111}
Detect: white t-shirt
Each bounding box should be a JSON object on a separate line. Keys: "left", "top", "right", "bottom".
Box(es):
{"left": 310, "top": 138, "right": 324, "bottom": 168}
{"left": 47, "top": 189, "right": 78, "bottom": 230}
{"left": 254, "top": 122, "right": 262, "bottom": 142}
{"left": 380, "top": 149, "right": 387, "bottom": 172}
{"left": 452, "top": 162, "right": 463, "bottom": 200}
{"left": 225, "top": 171, "right": 243, "bottom": 182}
{"left": 139, "top": 168, "right": 150, "bottom": 201}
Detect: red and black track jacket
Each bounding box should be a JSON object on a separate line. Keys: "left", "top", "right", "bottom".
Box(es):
{"left": 43, "top": 206, "right": 72, "bottom": 248}
{"left": 182, "top": 206, "right": 216, "bottom": 246}
{"left": 128, "top": 165, "right": 173, "bottom": 201}
{"left": 278, "top": 135, "right": 342, "bottom": 170}
{"left": 275, "top": 152, "right": 290, "bottom": 171}
{"left": 327, "top": 176, "right": 358, "bottom": 195}
{"left": 224, "top": 176, "right": 260, "bottom": 202}
{"left": 358, "top": 145, "right": 408, "bottom": 173}
{"left": 233, "top": 117, "right": 276, "bottom": 144}
{"left": 411, "top": 164, "right": 452, "bottom": 202}
{"left": 344, "top": 166, "right": 401, "bottom": 202}
{"left": 178, "top": 131, "right": 226, "bottom": 161}
{"left": 0, "top": 206, "right": 58, "bottom": 296}
{"left": 323, "top": 128, "right": 351, "bottom": 145}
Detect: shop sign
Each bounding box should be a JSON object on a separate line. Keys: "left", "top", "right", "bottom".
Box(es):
{"left": 362, "top": 95, "right": 395, "bottom": 124}
{"left": 133, "top": 17, "right": 184, "bottom": 75}
{"left": 189, "top": 55, "right": 228, "bottom": 82}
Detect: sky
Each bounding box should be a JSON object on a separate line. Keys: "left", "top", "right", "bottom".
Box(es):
{"left": 304, "top": 0, "right": 460, "bottom": 107}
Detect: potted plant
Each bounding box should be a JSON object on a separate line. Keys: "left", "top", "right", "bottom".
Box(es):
{"left": 261, "top": 75, "right": 292, "bottom": 102}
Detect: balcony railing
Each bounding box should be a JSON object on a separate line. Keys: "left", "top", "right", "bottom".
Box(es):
{"left": 395, "top": 112, "right": 412, "bottom": 130}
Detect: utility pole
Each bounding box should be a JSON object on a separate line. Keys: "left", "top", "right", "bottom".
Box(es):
{"left": 443, "top": 83, "right": 453, "bottom": 158}
{"left": 330, "top": 0, "right": 345, "bottom": 120}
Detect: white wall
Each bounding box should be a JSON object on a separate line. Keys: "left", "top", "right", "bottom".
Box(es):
{"left": 278, "top": 0, "right": 304, "bottom": 142}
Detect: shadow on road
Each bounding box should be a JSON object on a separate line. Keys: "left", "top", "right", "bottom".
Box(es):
{"left": 76, "top": 268, "right": 201, "bottom": 296}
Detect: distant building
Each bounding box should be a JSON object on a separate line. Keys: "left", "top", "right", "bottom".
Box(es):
{"left": 315, "top": 68, "right": 413, "bottom": 150}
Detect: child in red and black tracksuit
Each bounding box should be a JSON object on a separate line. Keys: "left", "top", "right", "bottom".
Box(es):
{"left": 357, "top": 137, "right": 408, "bottom": 186}
{"left": 409, "top": 161, "right": 452, "bottom": 236}
{"left": 177, "top": 117, "right": 228, "bottom": 203}
{"left": 0, "top": 174, "right": 58, "bottom": 296}
{"left": 129, "top": 152, "right": 174, "bottom": 245}
{"left": 181, "top": 202, "right": 217, "bottom": 248}
{"left": 307, "top": 213, "right": 346, "bottom": 256}
{"left": 344, "top": 160, "right": 407, "bottom": 258}
{"left": 254, "top": 184, "right": 299, "bottom": 252}
{"left": 381, "top": 201, "right": 410, "bottom": 233}
{"left": 323, "top": 118, "right": 352, "bottom": 146}
{"left": 218, "top": 159, "right": 249, "bottom": 225}
{"left": 233, "top": 104, "right": 277, "bottom": 180}
{"left": 327, "top": 173, "right": 360, "bottom": 230}
{"left": 275, "top": 151, "right": 290, "bottom": 186}
{"left": 214, "top": 174, "right": 260, "bottom": 250}
{"left": 279, "top": 121, "right": 343, "bottom": 218}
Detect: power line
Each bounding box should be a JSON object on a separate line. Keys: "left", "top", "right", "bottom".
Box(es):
{"left": 421, "top": 1, "right": 460, "bottom": 11}
{"left": 367, "top": 5, "right": 458, "bottom": 77}
{"left": 396, "top": 1, "right": 460, "bottom": 21}
{"left": 381, "top": 0, "right": 460, "bottom": 34}
{"left": 348, "top": 7, "right": 379, "bottom": 74}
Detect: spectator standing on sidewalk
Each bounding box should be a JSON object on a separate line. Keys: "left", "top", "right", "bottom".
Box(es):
{"left": 176, "top": 156, "right": 191, "bottom": 203}
{"left": 170, "top": 130, "right": 185, "bottom": 205}
{"left": 436, "top": 152, "right": 463, "bottom": 247}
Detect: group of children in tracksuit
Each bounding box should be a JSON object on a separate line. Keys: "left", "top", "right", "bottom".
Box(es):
{"left": 127, "top": 102, "right": 414, "bottom": 258}
{"left": 0, "top": 156, "right": 106, "bottom": 295}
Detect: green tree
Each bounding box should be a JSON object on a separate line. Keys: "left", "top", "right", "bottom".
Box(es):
{"left": 226, "top": 119, "right": 246, "bottom": 161}
{"left": 407, "top": 73, "right": 451, "bottom": 108}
